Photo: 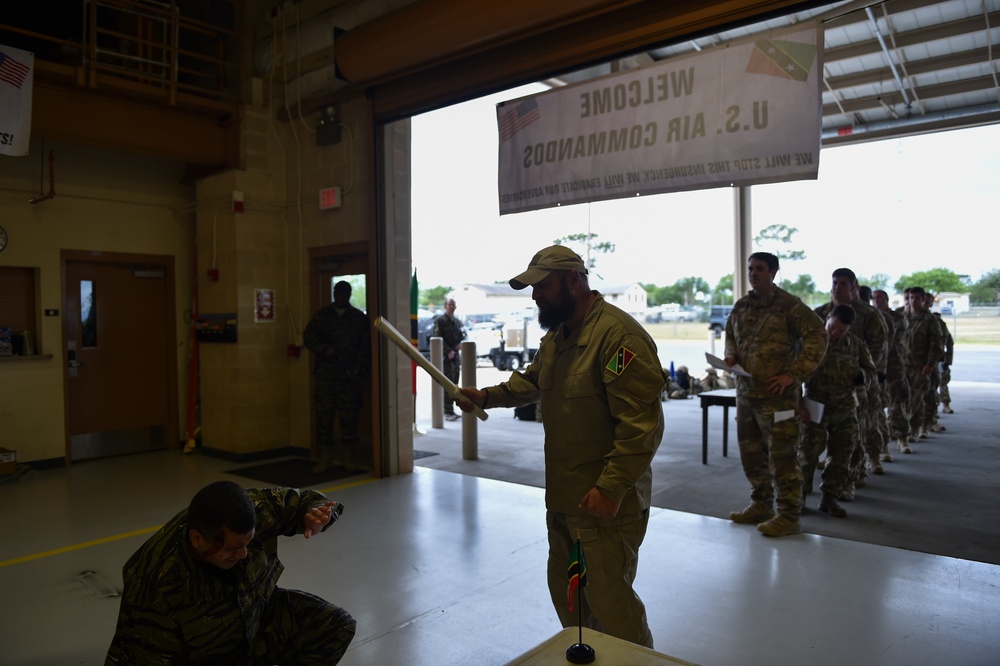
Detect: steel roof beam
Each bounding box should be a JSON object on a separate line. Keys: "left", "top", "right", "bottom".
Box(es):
{"left": 823, "top": 72, "right": 1000, "bottom": 116}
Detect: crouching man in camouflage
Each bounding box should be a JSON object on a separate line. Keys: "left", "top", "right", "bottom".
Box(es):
{"left": 106, "top": 481, "right": 355, "bottom": 665}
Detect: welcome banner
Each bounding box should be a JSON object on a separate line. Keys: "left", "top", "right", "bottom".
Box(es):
{"left": 0, "top": 44, "right": 34, "bottom": 157}
{"left": 496, "top": 24, "right": 823, "bottom": 215}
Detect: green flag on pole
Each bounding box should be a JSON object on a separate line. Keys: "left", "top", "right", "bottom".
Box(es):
{"left": 567, "top": 539, "right": 588, "bottom": 612}
{"left": 410, "top": 270, "right": 418, "bottom": 395}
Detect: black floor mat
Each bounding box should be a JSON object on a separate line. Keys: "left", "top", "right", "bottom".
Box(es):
{"left": 226, "top": 458, "right": 360, "bottom": 487}
{"left": 413, "top": 450, "right": 439, "bottom": 460}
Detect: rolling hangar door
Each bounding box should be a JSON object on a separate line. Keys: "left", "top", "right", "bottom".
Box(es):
{"left": 334, "top": 0, "right": 825, "bottom": 123}
{"left": 326, "top": 0, "right": 824, "bottom": 474}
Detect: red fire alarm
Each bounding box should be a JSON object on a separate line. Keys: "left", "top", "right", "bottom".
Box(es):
{"left": 319, "top": 187, "right": 342, "bottom": 210}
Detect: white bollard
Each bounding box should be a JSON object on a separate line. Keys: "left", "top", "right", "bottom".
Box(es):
{"left": 461, "top": 340, "right": 478, "bottom": 460}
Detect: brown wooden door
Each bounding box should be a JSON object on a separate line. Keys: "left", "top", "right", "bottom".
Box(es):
{"left": 64, "top": 258, "right": 175, "bottom": 461}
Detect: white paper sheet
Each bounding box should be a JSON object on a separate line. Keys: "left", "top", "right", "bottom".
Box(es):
{"left": 774, "top": 410, "right": 796, "bottom": 423}
{"left": 802, "top": 398, "right": 825, "bottom": 423}
{"left": 705, "top": 352, "right": 752, "bottom": 378}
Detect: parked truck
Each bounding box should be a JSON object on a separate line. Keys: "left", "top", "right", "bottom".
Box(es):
{"left": 488, "top": 317, "right": 543, "bottom": 371}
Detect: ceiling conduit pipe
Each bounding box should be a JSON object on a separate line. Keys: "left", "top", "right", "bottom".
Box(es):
{"left": 865, "top": 6, "right": 912, "bottom": 112}
{"left": 28, "top": 151, "right": 56, "bottom": 206}
{"left": 823, "top": 103, "right": 1000, "bottom": 142}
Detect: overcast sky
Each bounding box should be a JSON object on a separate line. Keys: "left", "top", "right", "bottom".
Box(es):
{"left": 411, "top": 83, "right": 1000, "bottom": 294}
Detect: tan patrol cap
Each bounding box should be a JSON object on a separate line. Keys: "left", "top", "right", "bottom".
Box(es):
{"left": 509, "top": 245, "right": 587, "bottom": 290}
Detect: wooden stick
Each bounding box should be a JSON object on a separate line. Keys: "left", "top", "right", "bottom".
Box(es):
{"left": 374, "top": 316, "right": 488, "bottom": 421}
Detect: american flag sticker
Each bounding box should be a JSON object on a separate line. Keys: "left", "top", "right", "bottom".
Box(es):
{"left": 497, "top": 97, "right": 541, "bottom": 142}
{"left": 0, "top": 49, "right": 30, "bottom": 89}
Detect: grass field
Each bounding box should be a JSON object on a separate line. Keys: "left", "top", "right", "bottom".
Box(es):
{"left": 643, "top": 313, "right": 1000, "bottom": 345}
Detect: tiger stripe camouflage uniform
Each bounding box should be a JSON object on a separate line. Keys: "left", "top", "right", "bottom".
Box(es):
{"left": 799, "top": 331, "right": 875, "bottom": 501}
{"left": 432, "top": 312, "right": 465, "bottom": 415}
{"left": 106, "top": 488, "right": 355, "bottom": 665}
{"left": 726, "top": 286, "right": 827, "bottom": 523}
{"left": 304, "top": 300, "right": 371, "bottom": 465}
{"left": 904, "top": 309, "right": 944, "bottom": 439}
{"left": 815, "top": 300, "right": 887, "bottom": 485}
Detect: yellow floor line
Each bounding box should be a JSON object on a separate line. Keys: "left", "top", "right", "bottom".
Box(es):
{"left": 0, "top": 476, "right": 380, "bottom": 569}
{"left": 0, "top": 526, "right": 162, "bottom": 569}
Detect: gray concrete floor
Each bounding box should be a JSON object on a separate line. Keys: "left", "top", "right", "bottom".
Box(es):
{"left": 1, "top": 344, "right": 998, "bottom": 665}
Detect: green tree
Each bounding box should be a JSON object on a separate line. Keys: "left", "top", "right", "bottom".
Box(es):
{"left": 674, "top": 276, "right": 711, "bottom": 306}
{"left": 652, "top": 284, "right": 684, "bottom": 305}
{"left": 713, "top": 274, "right": 734, "bottom": 304}
{"left": 753, "top": 224, "right": 806, "bottom": 263}
{"left": 553, "top": 233, "right": 615, "bottom": 275}
{"left": 894, "top": 268, "right": 968, "bottom": 294}
{"left": 421, "top": 285, "right": 451, "bottom": 308}
{"left": 970, "top": 269, "right": 1000, "bottom": 303}
{"left": 781, "top": 274, "right": 817, "bottom": 303}
{"left": 857, "top": 273, "right": 891, "bottom": 291}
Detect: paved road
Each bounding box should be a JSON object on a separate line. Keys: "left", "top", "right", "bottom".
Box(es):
{"left": 654, "top": 339, "right": 999, "bottom": 384}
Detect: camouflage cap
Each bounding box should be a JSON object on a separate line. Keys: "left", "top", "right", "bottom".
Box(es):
{"left": 509, "top": 245, "right": 587, "bottom": 290}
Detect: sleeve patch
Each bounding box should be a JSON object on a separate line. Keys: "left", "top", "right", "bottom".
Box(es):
{"left": 606, "top": 346, "right": 636, "bottom": 375}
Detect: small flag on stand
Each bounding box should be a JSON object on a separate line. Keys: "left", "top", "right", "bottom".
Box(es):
{"left": 567, "top": 539, "right": 588, "bottom": 612}
{"left": 566, "top": 537, "right": 596, "bottom": 663}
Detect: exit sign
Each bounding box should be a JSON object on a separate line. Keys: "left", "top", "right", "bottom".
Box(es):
{"left": 319, "top": 187, "right": 342, "bottom": 210}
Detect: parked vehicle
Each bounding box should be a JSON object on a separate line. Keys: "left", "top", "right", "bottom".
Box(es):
{"left": 417, "top": 315, "right": 438, "bottom": 358}
{"left": 466, "top": 321, "right": 503, "bottom": 359}
{"left": 645, "top": 304, "right": 697, "bottom": 323}
{"left": 488, "top": 317, "right": 543, "bottom": 371}
{"left": 661, "top": 306, "right": 698, "bottom": 322}
{"left": 708, "top": 305, "right": 734, "bottom": 336}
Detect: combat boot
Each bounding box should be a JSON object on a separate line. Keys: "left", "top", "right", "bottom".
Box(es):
{"left": 880, "top": 450, "right": 894, "bottom": 463}
{"left": 929, "top": 423, "right": 946, "bottom": 432}
{"left": 312, "top": 446, "right": 333, "bottom": 474}
{"left": 757, "top": 515, "right": 801, "bottom": 537}
{"left": 840, "top": 482, "right": 855, "bottom": 501}
{"left": 871, "top": 460, "right": 885, "bottom": 475}
{"left": 919, "top": 427, "right": 929, "bottom": 439}
{"left": 942, "top": 403, "right": 954, "bottom": 414}
{"left": 729, "top": 502, "right": 775, "bottom": 524}
{"left": 818, "top": 492, "right": 847, "bottom": 518}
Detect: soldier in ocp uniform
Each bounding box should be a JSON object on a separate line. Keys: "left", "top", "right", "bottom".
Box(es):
{"left": 304, "top": 280, "right": 371, "bottom": 473}
{"left": 901, "top": 286, "right": 944, "bottom": 451}
{"left": 814, "top": 269, "right": 887, "bottom": 495}
{"left": 725, "top": 252, "right": 827, "bottom": 538}
{"left": 927, "top": 293, "right": 954, "bottom": 426}
{"left": 798, "top": 305, "right": 875, "bottom": 519}
{"left": 936, "top": 309, "right": 955, "bottom": 414}
{"left": 873, "top": 289, "right": 911, "bottom": 459}
{"left": 106, "top": 481, "right": 355, "bottom": 664}
{"left": 432, "top": 298, "right": 465, "bottom": 420}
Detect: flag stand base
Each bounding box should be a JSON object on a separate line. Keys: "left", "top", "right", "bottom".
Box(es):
{"left": 565, "top": 643, "right": 595, "bottom": 663}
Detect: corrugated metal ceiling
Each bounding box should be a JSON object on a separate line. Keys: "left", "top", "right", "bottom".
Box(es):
{"left": 550, "top": 0, "right": 1000, "bottom": 145}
